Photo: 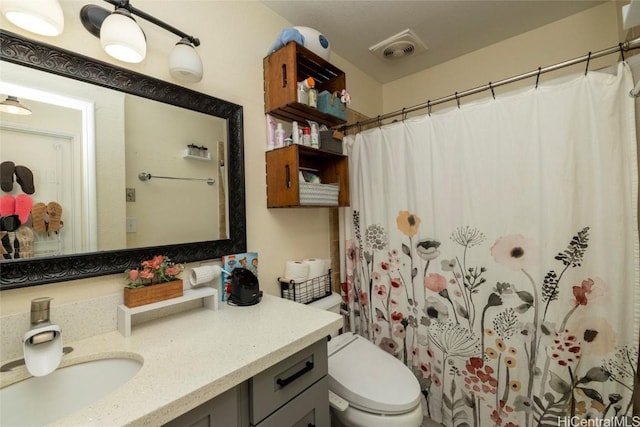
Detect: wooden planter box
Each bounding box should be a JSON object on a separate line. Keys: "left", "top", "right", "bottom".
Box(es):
{"left": 123, "top": 279, "right": 184, "bottom": 308}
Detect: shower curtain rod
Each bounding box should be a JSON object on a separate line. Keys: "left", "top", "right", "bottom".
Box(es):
{"left": 342, "top": 37, "right": 640, "bottom": 132}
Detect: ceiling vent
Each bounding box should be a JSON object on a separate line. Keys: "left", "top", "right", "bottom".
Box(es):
{"left": 369, "top": 28, "right": 428, "bottom": 61}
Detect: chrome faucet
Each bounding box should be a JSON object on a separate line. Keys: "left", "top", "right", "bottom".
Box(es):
{"left": 30, "top": 297, "right": 53, "bottom": 326}
{"left": 26, "top": 297, "right": 57, "bottom": 345}
{"left": 23, "top": 297, "right": 63, "bottom": 376}
{"left": 1, "top": 298, "right": 71, "bottom": 373}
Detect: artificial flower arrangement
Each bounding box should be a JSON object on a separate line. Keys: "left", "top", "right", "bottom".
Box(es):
{"left": 340, "top": 89, "right": 351, "bottom": 106}
{"left": 124, "top": 255, "right": 184, "bottom": 289}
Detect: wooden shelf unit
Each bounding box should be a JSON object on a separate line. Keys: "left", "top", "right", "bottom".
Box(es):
{"left": 263, "top": 42, "right": 347, "bottom": 128}
{"left": 265, "top": 145, "right": 349, "bottom": 208}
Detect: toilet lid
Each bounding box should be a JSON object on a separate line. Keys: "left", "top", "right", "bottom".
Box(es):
{"left": 328, "top": 333, "right": 421, "bottom": 414}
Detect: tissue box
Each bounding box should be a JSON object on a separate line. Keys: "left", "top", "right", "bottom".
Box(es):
{"left": 319, "top": 130, "right": 343, "bottom": 154}
{"left": 317, "top": 91, "right": 347, "bottom": 120}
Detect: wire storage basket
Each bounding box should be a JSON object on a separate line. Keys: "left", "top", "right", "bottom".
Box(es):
{"left": 279, "top": 269, "right": 332, "bottom": 304}
{"left": 299, "top": 182, "right": 340, "bottom": 206}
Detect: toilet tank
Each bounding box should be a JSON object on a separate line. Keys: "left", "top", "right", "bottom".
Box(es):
{"left": 308, "top": 293, "right": 343, "bottom": 336}
{"left": 308, "top": 292, "right": 341, "bottom": 313}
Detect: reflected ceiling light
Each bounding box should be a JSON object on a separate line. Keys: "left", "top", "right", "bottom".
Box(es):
{"left": 169, "top": 38, "right": 203, "bottom": 83}
{"left": 80, "top": 1, "right": 203, "bottom": 82}
{"left": 1, "top": 0, "right": 64, "bottom": 36}
{"left": 0, "top": 96, "right": 32, "bottom": 115}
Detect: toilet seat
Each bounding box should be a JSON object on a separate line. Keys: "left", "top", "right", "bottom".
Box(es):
{"left": 328, "top": 333, "right": 421, "bottom": 415}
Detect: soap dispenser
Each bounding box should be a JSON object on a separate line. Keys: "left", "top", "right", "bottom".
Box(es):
{"left": 23, "top": 297, "right": 62, "bottom": 377}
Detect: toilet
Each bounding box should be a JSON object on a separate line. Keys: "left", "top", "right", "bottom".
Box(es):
{"left": 309, "top": 293, "right": 423, "bottom": 427}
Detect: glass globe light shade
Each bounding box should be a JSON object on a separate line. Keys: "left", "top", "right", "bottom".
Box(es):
{"left": 100, "top": 9, "right": 146, "bottom": 63}
{"left": 1, "top": 0, "right": 64, "bottom": 36}
{"left": 0, "top": 96, "right": 32, "bottom": 115}
{"left": 169, "top": 39, "right": 203, "bottom": 83}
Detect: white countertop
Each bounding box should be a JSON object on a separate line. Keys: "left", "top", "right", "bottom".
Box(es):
{"left": 1, "top": 294, "right": 342, "bottom": 426}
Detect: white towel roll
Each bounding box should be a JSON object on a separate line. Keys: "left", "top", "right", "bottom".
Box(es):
{"left": 189, "top": 265, "right": 221, "bottom": 288}
{"left": 284, "top": 261, "right": 310, "bottom": 283}
{"left": 303, "top": 258, "right": 329, "bottom": 279}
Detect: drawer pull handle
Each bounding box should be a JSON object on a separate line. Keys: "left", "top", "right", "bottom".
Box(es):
{"left": 282, "top": 64, "right": 287, "bottom": 88}
{"left": 276, "top": 361, "right": 314, "bottom": 388}
{"left": 285, "top": 164, "right": 291, "bottom": 188}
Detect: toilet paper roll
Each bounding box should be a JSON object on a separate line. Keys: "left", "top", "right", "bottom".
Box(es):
{"left": 189, "top": 265, "right": 221, "bottom": 288}
{"left": 303, "top": 258, "right": 329, "bottom": 279}
{"left": 284, "top": 261, "right": 310, "bottom": 283}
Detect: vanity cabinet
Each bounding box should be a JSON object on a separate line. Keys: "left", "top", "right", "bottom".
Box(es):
{"left": 266, "top": 145, "right": 349, "bottom": 208}
{"left": 163, "top": 385, "right": 245, "bottom": 427}
{"left": 164, "top": 339, "right": 329, "bottom": 427}
{"left": 264, "top": 41, "right": 346, "bottom": 128}
{"left": 250, "top": 339, "right": 329, "bottom": 426}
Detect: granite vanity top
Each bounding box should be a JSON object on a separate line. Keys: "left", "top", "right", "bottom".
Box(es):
{"left": 0, "top": 294, "right": 342, "bottom": 426}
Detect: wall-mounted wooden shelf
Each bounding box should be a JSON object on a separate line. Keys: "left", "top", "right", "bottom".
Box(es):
{"left": 266, "top": 145, "right": 349, "bottom": 208}
{"left": 264, "top": 42, "right": 346, "bottom": 129}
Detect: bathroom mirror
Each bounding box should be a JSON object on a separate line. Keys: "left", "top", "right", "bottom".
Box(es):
{"left": 0, "top": 30, "right": 246, "bottom": 290}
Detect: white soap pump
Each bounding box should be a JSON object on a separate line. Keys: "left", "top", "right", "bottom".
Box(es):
{"left": 23, "top": 297, "right": 62, "bottom": 377}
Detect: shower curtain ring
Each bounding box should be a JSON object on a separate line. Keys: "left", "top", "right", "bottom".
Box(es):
{"left": 489, "top": 82, "right": 495, "bottom": 100}
{"left": 377, "top": 115, "right": 382, "bottom": 127}
{"left": 585, "top": 52, "right": 591, "bottom": 76}
{"left": 402, "top": 108, "right": 407, "bottom": 121}
{"left": 535, "top": 67, "right": 542, "bottom": 89}
{"left": 427, "top": 100, "right": 431, "bottom": 116}
{"left": 619, "top": 42, "right": 626, "bottom": 62}
{"left": 455, "top": 92, "right": 460, "bottom": 109}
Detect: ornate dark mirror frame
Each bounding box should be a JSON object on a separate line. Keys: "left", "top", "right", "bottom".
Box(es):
{"left": 0, "top": 30, "right": 246, "bottom": 290}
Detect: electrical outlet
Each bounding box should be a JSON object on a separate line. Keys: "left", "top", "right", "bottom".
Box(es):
{"left": 126, "top": 217, "right": 137, "bottom": 233}
{"left": 126, "top": 188, "right": 136, "bottom": 202}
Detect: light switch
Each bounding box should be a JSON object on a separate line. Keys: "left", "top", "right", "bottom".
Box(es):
{"left": 126, "top": 188, "right": 136, "bottom": 202}
{"left": 126, "top": 217, "right": 137, "bottom": 233}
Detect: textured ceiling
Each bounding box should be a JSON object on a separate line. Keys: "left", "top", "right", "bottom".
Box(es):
{"left": 261, "top": 0, "right": 606, "bottom": 83}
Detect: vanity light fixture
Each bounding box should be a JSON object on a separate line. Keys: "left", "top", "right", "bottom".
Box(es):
{"left": 80, "top": 0, "right": 203, "bottom": 82}
{"left": 1, "top": 0, "right": 64, "bottom": 37}
{"left": 169, "top": 38, "right": 203, "bottom": 83}
{"left": 99, "top": 5, "right": 146, "bottom": 63}
{"left": 0, "top": 96, "right": 32, "bottom": 115}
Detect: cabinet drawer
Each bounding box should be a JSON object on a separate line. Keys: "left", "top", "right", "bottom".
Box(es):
{"left": 250, "top": 339, "right": 327, "bottom": 424}
{"left": 254, "top": 376, "right": 329, "bottom": 427}
{"left": 163, "top": 386, "right": 240, "bottom": 427}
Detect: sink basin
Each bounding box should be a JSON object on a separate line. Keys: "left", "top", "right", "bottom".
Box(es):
{"left": 1, "top": 356, "right": 142, "bottom": 426}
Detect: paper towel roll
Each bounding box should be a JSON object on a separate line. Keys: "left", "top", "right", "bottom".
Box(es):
{"left": 189, "top": 265, "right": 221, "bottom": 288}
{"left": 303, "top": 258, "right": 329, "bottom": 279}
{"left": 284, "top": 261, "right": 310, "bottom": 283}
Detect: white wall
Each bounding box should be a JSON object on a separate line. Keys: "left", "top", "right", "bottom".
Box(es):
{"left": 383, "top": 2, "right": 621, "bottom": 114}
{"left": 124, "top": 96, "right": 223, "bottom": 248}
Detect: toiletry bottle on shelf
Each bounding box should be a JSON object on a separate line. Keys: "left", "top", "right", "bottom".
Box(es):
{"left": 310, "top": 123, "right": 319, "bottom": 148}
{"left": 297, "top": 77, "right": 315, "bottom": 105}
{"left": 266, "top": 115, "right": 276, "bottom": 150}
{"left": 275, "top": 122, "right": 285, "bottom": 148}
{"left": 302, "top": 126, "right": 311, "bottom": 146}
{"left": 308, "top": 86, "right": 317, "bottom": 108}
{"left": 292, "top": 121, "right": 299, "bottom": 144}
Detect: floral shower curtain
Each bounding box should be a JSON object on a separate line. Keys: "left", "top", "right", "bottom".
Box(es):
{"left": 342, "top": 63, "right": 640, "bottom": 426}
